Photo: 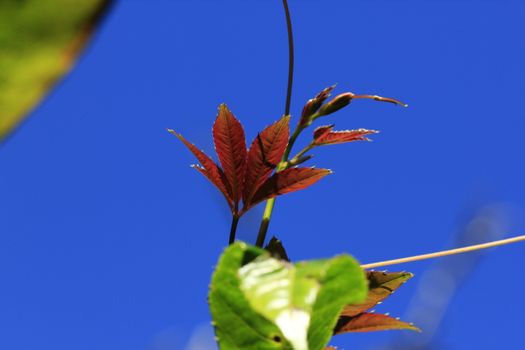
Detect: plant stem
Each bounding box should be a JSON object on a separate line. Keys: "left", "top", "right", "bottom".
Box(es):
{"left": 282, "top": 0, "right": 294, "bottom": 117}
{"left": 256, "top": 127, "right": 301, "bottom": 247}
{"left": 255, "top": 0, "right": 295, "bottom": 248}
{"left": 288, "top": 143, "right": 314, "bottom": 166}
{"left": 361, "top": 234, "right": 525, "bottom": 269}
{"left": 228, "top": 214, "right": 240, "bottom": 245}
{"left": 256, "top": 201, "right": 275, "bottom": 247}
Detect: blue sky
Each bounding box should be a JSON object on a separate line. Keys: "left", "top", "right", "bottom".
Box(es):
{"left": 1, "top": 1, "right": 524, "bottom": 349}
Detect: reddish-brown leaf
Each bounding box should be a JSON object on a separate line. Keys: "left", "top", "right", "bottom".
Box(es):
{"left": 213, "top": 104, "right": 247, "bottom": 208}
{"left": 247, "top": 167, "right": 331, "bottom": 210}
{"left": 342, "top": 271, "right": 413, "bottom": 317}
{"left": 300, "top": 85, "right": 336, "bottom": 126}
{"left": 313, "top": 125, "right": 334, "bottom": 140}
{"left": 168, "top": 129, "right": 233, "bottom": 209}
{"left": 314, "top": 128, "right": 379, "bottom": 146}
{"left": 242, "top": 116, "right": 290, "bottom": 208}
{"left": 334, "top": 313, "right": 420, "bottom": 334}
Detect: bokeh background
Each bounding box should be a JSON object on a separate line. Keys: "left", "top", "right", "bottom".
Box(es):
{"left": 1, "top": 0, "right": 524, "bottom": 349}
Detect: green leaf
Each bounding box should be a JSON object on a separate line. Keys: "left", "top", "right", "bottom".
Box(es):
{"left": 238, "top": 256, "right": 319, "bottom": 350}
{"left": 209, "top": 242, "right": 293, "bottom": 350}
{"left": 209, "top": 242, "right": 367, "bottom": 350}
{"left": 0, "top": 0, "right": 112, "bottom": 142}
{"left": 307, "top": 255, "right": 367, "bottom": 350}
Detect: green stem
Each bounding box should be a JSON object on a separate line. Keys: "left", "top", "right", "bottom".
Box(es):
{"left": 256, "top": 201, "right": 275, "bottom": 247}
{"left": 228, "top": 214, "right": 240, "bottom": 245}
{"left": 255, "top": 128, "right": 302, "bottom": 247}
{"left": 281, "top": 126, "right": 301, "bottom": 166}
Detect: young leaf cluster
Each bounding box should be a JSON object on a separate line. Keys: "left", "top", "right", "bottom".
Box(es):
{"left": 170, "top": 87, "right": 405, "bottom": 246}
{"left": 169, "top": 104, "right": 329, "bottom": 220}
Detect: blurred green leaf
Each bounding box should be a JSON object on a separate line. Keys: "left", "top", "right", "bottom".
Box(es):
{"left": 209, "top": 242, "right": 367, "bottom": 350}
{"left": 306, "top": 255, "right": 367, "bottom": 350}
{"left": 0, "top": 0, "right": 112, "bottom": 142}
{"left": 209, "top": 242, "right": 293, "bottom": 350}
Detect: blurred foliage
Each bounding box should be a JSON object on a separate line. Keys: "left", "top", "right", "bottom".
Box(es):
{"left": 209, "top": 242, "right": 368, "bottom": 350}
{"left": 0, "top": 0, "right": 112, "bottom": 142}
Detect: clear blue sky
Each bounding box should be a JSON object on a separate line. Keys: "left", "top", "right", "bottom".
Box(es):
{"left": 1, "top": 1, "right": 524, "bottom": 349}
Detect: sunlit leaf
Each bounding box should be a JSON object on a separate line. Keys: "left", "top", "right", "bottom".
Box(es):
{"left": 243, "top": 116, "right": 290, "bottom": 207}
{"left": 249, "top": 167, "right": 331, "bottom": 209}
{"left": 168, "top": 130, "right": 233, "bottom": 209}
{"left": 341, "top": 271, "right": 413, "bottom": 317}
{"left": 213, "top": 104, "right": 248, "bottom": 207}
{"left": 307, "top": 255, "right": 367, "bottom": 350}
{"left": 210, "top": 243, "right": 367, "bottom": 350}
{"left": 209, "top": 243, "right": 293, "bottom": 349}
{"left": 314, "top": 127, "right": 379, "bottom": 146}
{"left": 334, "top": 313, "right": 420, "bottom": 333}
{"left": 0, "top": 0, "right": 113, "bottom": 142}
{"left": 239, "top": 256, "right": 320, "bottom": 350}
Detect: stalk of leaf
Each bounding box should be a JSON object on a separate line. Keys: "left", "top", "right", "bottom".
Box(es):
{"left": 361, "top": 234, "right": 525, "bottom": 269}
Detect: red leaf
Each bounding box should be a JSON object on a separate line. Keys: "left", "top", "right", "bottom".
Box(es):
{"left": 247, "top": 167, "right": 331, "bottom": 210}
{"left": 213, "top": 104, "right": 247, "bottom": 209}
{"left": 342, "top": 271, "right": 413, "bottom": 317}
{"left": 314, "top": 128, "right": 379, "bottom": 146}
{"left": 168, "top": 129, "right": 233, "bottom": 209}
{"left": 243, "top": 116, "right": 290, "bottom": 207}
{"left": 334, "top": 313, "right": 420, "bottom": 334}
{"left": 300, "top": 85, "right": 336, "bottom": 126}
{"left": 313, "top": 124, "right": 334, "bottom": 140}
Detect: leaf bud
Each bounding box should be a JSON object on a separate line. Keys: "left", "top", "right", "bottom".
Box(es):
{"left": 299, "top": 85, "right": 335, "bottom": 127}
{"left": 317, "top": 92, "right": 355, "bottom": 117}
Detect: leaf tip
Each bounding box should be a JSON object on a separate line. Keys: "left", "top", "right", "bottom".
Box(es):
{"left": 218, "top": 103, "right": 231, "bottom": 113}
